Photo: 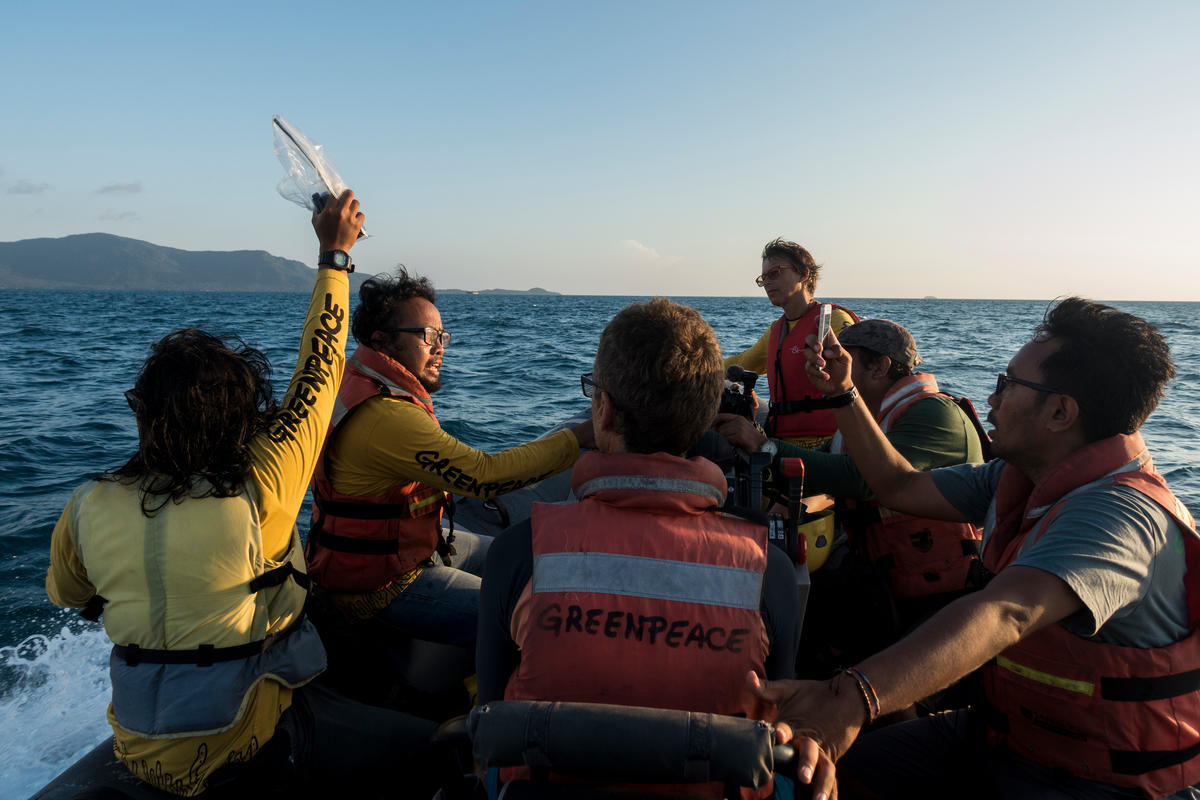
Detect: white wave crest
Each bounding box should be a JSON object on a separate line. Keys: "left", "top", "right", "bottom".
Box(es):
{"left": 0, "top": 625, "right": 112, "bottom": 798}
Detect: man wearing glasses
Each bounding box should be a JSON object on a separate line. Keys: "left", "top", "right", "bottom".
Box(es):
{"left": 724, "top": 238, "right": 858, "bottom": 448}
{"left": 306, "top": 269, "right": 594, "bottom": 652}
{"left": 749, "top": 298, "right": 1199, "bottom": 799}
{"left": 477, "top": 299, "right": 830, "bottom": 799}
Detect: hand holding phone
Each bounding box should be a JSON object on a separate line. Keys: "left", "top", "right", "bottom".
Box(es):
{"left": 815, "top": 303, "right": 832, "bottom": 351}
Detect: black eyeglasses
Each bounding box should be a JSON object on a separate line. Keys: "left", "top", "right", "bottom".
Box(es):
{"left": 124, "top": 389, "right": 140, "bottom": 413}
{"left": 995, "top": 373, "right": 1063, "bottom": 396}
{"left": 385, "top": 327, "right": 451, "bottom": 348}
{"left": 582, "top": 371, "right": 623, "bottom": 409}
{"left": 755, "top": 265, "right": 796, "bottom": 287}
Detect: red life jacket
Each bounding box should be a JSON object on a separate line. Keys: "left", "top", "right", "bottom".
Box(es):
{"left": 832, "top": 374, "right": 984, "bottom": 598}
{"left": 504, "top": 451, "right": 775, "bottom": 798}
{"left": 980, "top": 433, "right": 1200, "bottom": 798}
{"left": 306, "top": 346, "right": 446, "bottom": 592}
{"left": 766, "top": 303, "right": 859, "bottom": 439}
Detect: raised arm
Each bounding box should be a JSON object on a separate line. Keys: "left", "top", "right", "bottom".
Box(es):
{"left": 804, "top": 331, "right": 966, "bottom": 521}
{"left": 251, "top": 191, "right": 363, "bottom": 554}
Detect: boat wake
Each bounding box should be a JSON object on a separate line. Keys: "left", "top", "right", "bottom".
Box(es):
{"left": 0, "top": 624, "right": 111, "bottom": 798}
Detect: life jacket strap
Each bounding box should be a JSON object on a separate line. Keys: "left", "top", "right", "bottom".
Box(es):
{"left": 312, "top": 495, "right": 415, "bottom": 520}
{"left": 113, "top": 611, "right": 307, "bottom": 667}
{"left": 80, "top": 594, "right": 107, "bottom": 622}
{"left": 1109, "top": 741, "right": 1200, "bottom": 776}
{"left": 985, "top": 696, "right": 1200, "bottom": 776}
{"left": 248, "top": 562, "right": 310, "bottom": 593}
{"left": 768, "top": 397, "right": 843, "bottom": 415}
{"left": 309, "top": 527, "right": 405, "bottom": 555}
{"left": 1100, "top": 667, "right": 1200, "bottom": 702}
{"left": 436, "top": 496, "right": 457, "bottom": 566}
{"left": 953, "top": 395, "right": 995, "bottom": 462}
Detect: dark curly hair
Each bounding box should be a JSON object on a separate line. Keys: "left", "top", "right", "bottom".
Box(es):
{"left": 351, "top": 266, "right": 437, "bottom": 345}
{"left": 1035, "top": 297, "right": 1175, "bottom": 442}
{"left": 105, "top": 329, "right": 276, "bottom": 514}
{"left": 594, "top": 298, "right": 724, "bottom": 454}
{"left": 762, "top": 237, "right": 821, "bottom": 294}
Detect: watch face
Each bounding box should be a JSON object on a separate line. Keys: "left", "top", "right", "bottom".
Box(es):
{"left": 320, "top": 250, "right": 350, "bottom": 267}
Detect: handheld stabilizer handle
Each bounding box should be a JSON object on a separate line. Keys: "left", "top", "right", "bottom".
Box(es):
{"left": 779, "top": 458, "right": 805, "bottom": 479}
{"left": 782, "top": 458, "right": 808, "bottom": 565}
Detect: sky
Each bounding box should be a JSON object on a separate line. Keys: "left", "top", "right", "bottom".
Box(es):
{"left": 0, "top": 0, "right": 1196, "bottom": 300}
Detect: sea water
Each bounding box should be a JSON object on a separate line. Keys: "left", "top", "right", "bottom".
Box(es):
{"left": 1, "top": 291, "right": 1198, "bottom": 796}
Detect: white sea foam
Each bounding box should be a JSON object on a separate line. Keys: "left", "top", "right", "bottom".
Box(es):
{"left": 0, "top": 626, "right": 112, "bottom": 799}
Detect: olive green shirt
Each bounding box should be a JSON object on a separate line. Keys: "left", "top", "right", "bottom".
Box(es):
{"left": 774, "top": 392, "right": 985, "bottom": 499}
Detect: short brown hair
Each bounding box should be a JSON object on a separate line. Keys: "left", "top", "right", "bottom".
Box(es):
{"left": 594, "top": 298, "right": 723, "bottom": 454}
{"left": 762, "top": 237, "right": 820, "bottom": 294}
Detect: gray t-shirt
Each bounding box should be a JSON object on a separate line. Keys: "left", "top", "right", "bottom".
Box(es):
{"left": 931, "top": 459, "right": 1189, "bottom": 648}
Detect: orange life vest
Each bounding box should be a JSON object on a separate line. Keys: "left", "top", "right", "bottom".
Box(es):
{"left": 504, "top": 451, "right": 775, "bottom": 798}
{"left": 765, "top": 303, "right": 859, "bottom": 439}
{"left": 306, "top": 346, "right": 446, "bottom": 592}
{"left": 832, "top": 374, "right": 983, "bottom": 598}
{"left": 980, "top": 433, "right": 1200, "bottom": 798}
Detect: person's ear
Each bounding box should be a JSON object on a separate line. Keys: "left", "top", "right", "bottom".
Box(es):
{"left": 1045, "top": 394, "right": 1080, "bottom": 433}
{"left": 595, "top": 390, "right": 619, "bottom": 432}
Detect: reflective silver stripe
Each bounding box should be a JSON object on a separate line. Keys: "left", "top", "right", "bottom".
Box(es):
{"left": 575, "top": 475, "right": 725, "bottom": 505}
{"left": 878, "top": 375, "right": 939, "bottom": 432}
{"left": 329, "top": 395, "right": 354, "bottom": 428}
{"left": 532, "top": 552, "right": 762, "bottom": 610}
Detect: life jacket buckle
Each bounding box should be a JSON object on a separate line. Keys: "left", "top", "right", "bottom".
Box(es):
{"left": 123, "top": 643, "right": 142, "bottom": 666}
{"left": 196, "top": 643, "right": 216, "bottom": 667}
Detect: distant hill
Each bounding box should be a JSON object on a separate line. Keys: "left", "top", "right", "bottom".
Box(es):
{"left": 440, "top": 287, "right": 560, "bottom": 295}
{"left": 0, "top": 234, "right": 561, "bottom": 295}
{"left": 0, "top": 233, "right": 376, "bottom": 291}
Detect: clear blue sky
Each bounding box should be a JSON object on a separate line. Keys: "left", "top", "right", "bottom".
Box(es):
{"left": 1, "top": 1, "right": 1196, "bottom": 299}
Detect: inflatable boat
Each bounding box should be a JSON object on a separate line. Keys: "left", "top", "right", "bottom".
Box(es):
{"left": 30, "top": 411, "right": 831, "bottom": 800}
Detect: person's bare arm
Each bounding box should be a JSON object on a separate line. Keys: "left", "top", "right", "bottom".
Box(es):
{"left": 568, "top": 418, "right": 596, "bottom": 450}
{"left": 804, "top": 330, "right": 967, "bottom": 521}
{"left": 752, "top": 564, "right": 1082, "bottom": 760}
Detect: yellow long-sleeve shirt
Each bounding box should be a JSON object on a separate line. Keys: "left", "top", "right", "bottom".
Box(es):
{"left": 723, "top": 305, "right": 856, "bottom": 376}
{"left": 46, "top": 269, "right": 349, "bottom": 796}
{"left": 320, "top": 393, "right": 580, "bottom": 616}
{"left": 325, "top": 397, "right": 580, "bottom": 499}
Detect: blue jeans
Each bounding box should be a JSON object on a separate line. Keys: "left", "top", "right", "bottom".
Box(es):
{"left": 376, "top": 531, "right": 493, "bottom": 645}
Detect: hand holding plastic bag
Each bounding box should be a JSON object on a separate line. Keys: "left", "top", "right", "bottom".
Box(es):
{"left": 272, "top": 115, "right": 368, "bottom": 237}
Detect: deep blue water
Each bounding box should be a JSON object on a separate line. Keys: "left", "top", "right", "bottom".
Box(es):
{"left": 1, "top": 290, "right": 1198, "bottom": 795}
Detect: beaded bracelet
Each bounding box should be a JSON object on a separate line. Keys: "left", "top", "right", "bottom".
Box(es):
{"left": 839, "top": 666, "right": 880, "bottom": 723}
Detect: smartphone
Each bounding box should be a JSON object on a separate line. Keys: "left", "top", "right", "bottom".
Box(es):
{"left": 815, "top": 303, "right": 832, "bottom": 349}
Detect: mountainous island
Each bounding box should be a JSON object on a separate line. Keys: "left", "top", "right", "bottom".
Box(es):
{"left": 0, "top": 233, "right": 557, "bottom": 295}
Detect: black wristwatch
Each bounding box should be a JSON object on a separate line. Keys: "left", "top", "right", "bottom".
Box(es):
{"left": 318, "top": 250, "right": 354, "bottom": 272}
{"left": 826, "top": 386, "right": 859, "bottom": 408}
